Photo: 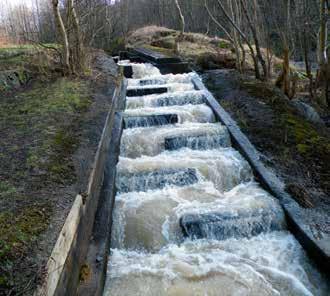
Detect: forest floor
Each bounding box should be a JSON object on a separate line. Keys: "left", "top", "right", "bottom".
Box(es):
{"left": 0, "top": 48, "right": 117, "bottom": 295}
{"left": 203, "top": 70, "right": 330, "bottom": 227}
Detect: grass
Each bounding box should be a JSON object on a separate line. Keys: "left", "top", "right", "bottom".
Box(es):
{"left": 0, "top": 77, "right": 91, "bottom": 289}
{"left": 8, "top": 78, "right": 90, "bottom": 182}
{"left": 0, "top": 206, "right": 51, "bottom": 288}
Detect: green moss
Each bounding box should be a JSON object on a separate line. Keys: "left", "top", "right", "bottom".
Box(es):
{"left": 0, "top": 206, "right": 51, "bottom": 287}
{"left": 218, "top": 40, "right": 230, "bottom": 49}
{"left": 296, "top": 143, "right": 309, "bottom": 154}
{"left": 0, "top": 77, "right": 91, "bottom": 184}
{"left": 0, "top": 181, "right": 17, "bottom": 200}
{"left": 284, "top": 114, "right": 330, "bottom": 158}
{"left": 108, "top": 37, "right": 126, "bottom": 55}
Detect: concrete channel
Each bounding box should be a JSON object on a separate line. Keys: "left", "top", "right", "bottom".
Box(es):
{"left": 37, "top": 48, "right": 329, "bottom": 296}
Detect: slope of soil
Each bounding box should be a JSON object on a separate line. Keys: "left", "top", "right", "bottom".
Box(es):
{"left": 127, "top": 26, "right": 286, "bottom": 73}
{"left": 202, "top": 70, "right": 330, "bottom": 231}
{"left": 0, "top": 51, "right": 117, "bottom": 295}
{"left": 127, "top": 26, "right": 236, "bottom": 70}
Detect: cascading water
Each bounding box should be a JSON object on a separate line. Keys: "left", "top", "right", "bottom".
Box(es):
{"left": 104, "top": 62, "right": 329, "bottom": 295}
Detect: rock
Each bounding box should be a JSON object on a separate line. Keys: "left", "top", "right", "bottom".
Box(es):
{"left": 291, "top": 99, "right": 324, "bottom": 125}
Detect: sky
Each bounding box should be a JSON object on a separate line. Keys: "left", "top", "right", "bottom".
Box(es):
{"left": 0, "top": 0, "right": 34, "bottom": 8}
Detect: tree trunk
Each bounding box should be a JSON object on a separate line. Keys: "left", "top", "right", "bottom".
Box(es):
{"left": 316, "top": 0, "right": 329, "bottom": 106}
{"left": 240, "top": 0, "right": 268, "bottom": 80}
{"left": 302, "top": 24, "right": 315, "bottom": 99}
{"left": 67, "top": 0, "right": 85, "bottom": 74}
{"left": 215, "top": 0, "right": 261, "bottom": 79}
{"left": 51, "top": 0, "right": 70, "bottom": 74}
{"left": 276, "top": 46, "right": 296, "bottom": 99}
{"left": 174, "top": 0, "right": 185, "bottom": 54}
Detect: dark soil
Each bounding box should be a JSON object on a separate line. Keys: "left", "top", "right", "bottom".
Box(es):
{"left": 0, "top": 51, "right": 117, "bottom": 295}
{"left": 202, "top": 69, "right": 330, "bottom": 223}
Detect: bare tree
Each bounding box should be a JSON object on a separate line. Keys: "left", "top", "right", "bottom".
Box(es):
{"left": 51, "top": 0, "right": 70, "bottom": 73}
{"left": 317, "top": 0, "right": 329, "bottom": 106}
{"left": 67, "top": 0, "right": 85, "bottom": 74}
{"left": 240, "top": 0, "right": 269, "bottom": 79}
{"left": 174, "top": 0, "right": 185, "bottom": 53}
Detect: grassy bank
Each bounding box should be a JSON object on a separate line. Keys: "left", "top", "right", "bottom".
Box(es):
{"left": 0, "top": 77, "right": 91, "bottom": 291}
{"left": 0, "top": 46, "right": 117, "bottom": 294}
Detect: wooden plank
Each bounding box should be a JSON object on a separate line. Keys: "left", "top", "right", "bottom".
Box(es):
{"left": 35, "top": 195, "right": 84, "bottom": 296}
{"left": 76, "top": 112, "right": 124, "bottom": 296}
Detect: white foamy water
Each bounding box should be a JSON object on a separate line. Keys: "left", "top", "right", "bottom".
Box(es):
{"left": 105, "top": 60, "right": 328, "bottom": 295}
{"left": 127, "top": 72, "right": 198, "bottom": 87}
{"left": 127, "top": 82, "right": 195, "bottom": 93}
{"left": 116, "top": 148, "right": 253, "bottom": 193}
{"left": 126, "top": 90, "right": 206, "bottom": 109}
{"left": 120, "top": 122, "right": 231, "bottom": 158}
{"left": 124, "top": 104, "right": 216, "bottom": 124}
{"left": 105, "top": 232, "right": 328, "bottom": 296}
{"left": 118, "top": 60, "right": 161, "bottom": 78}
{"left": 111, "top": 182, "right": 285, "bottom": 252}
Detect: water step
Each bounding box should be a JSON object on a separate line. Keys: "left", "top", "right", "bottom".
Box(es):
{"left": 124, "top": 104, "right": 216, "bottom": 124}
{"left": 155, "top": 92, "right": 205, "bottom": 107}
{"left": 126, "top": 86, "right": 168, "bottom": 97}
{"left": 116, "top": 149, "right": 253, "bottom": 192}
{"left": 165, "top": 134, "right": 230, "bottom": 151}
{"left": 126, "top": 91, "right": 206, "bottom": 109}
{"left": 116, "top": 168, "right": 198, "bottom": 193}
{"left": 120, "top": 123, "right": 230, "bottom": 158}
{"left": 131, "top": 73, "right": 194, "bottom": 87}
{"left": 111, "top": 182, "right": 285, "bottom": 252}
{"left": 139, "top": 79, "right": 165, "bottom": 86}
{"left": 123, "top": 114, "right": 178, "bottom": 128}
{"left": 180, "top": 207, "right": 285, "bottom": 241}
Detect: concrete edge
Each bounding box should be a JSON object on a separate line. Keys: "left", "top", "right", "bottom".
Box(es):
{"left": 192, "top": 77, "right": 330, "bottom": 276}
{"left": 131, "top": 48, "right": 182, "bottom": 64}
{"left": 119, "top": 49, "right": 191, "bottom": 75}
{"left": 35, "top": 79, "right": 127, "bottom": 296}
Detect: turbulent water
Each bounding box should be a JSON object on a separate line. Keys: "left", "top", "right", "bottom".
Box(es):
{"left": 105, "top": 62, "right": 328, "bottom": 295}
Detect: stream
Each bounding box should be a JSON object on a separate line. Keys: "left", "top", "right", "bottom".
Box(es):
{"left": 103, "top": 61, "right": 328, "bottom": 296}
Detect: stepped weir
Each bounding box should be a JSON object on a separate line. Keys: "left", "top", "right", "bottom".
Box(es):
{"left": 99, "top": 61, "right": 328, "bottom": 295}
{"left": 36, "top": 49, "right": 329, "bottom": 296}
